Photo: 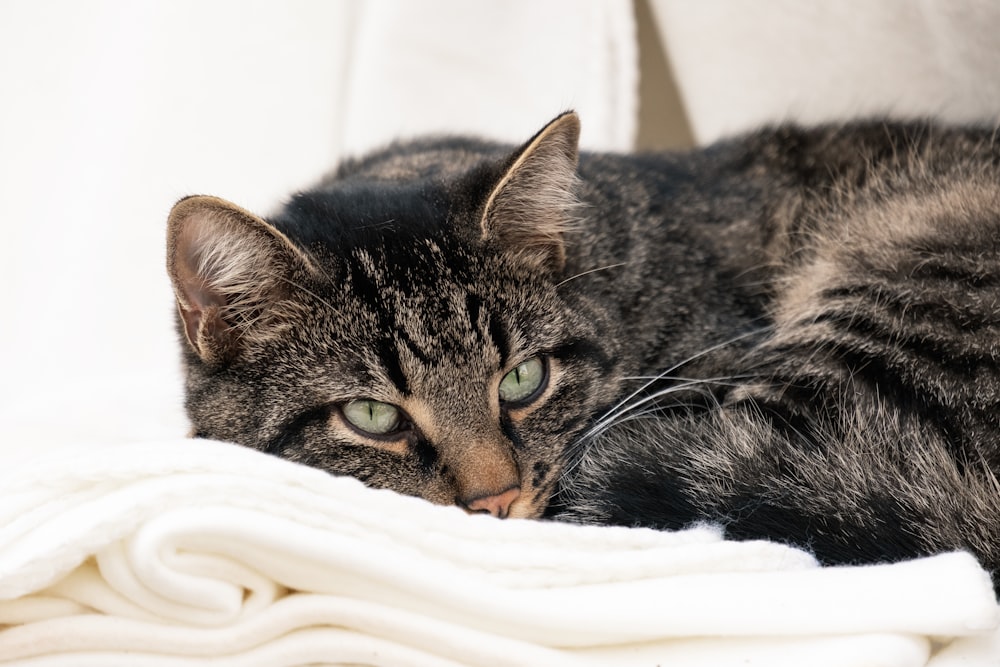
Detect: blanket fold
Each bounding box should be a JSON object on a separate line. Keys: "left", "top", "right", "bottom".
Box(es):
{"left": 1, "top": 439, "right": 997, "bottom": 666}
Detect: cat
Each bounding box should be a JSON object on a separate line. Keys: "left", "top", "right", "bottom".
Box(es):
{"left": 167, "top": 111, "right": 1000, "bottom": 590}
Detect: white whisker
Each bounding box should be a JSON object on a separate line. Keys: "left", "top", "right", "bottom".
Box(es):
{"left": 620, "top": 373, "right": 755, "bottom": 384}
{"left": 591, "top": 326, "right": 772, "bottom": 436}
{"left": 555, "top": 263, "right": 627, "bottom": 287}
{"left": 581, "top": 377, "right": 724, "bottom": 441}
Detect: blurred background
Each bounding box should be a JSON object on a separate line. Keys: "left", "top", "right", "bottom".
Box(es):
{"left": 2, "top": 0, "right": 999, "bottom": 443}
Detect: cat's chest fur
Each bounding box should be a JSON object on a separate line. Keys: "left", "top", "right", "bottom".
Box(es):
{"left": 168, "top": 113, "right": 1000, "bottom": 591}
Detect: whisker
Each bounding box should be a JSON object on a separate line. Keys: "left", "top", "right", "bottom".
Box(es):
{"left": 555, "top": 263, "right": 627, "bottom": 288}
{"left": 592, "top": 326, "right": 773, "bottom": 435}
{"left": 609, "top": 402, "right": 708, "bottom": 426}
{"left": 560, "top": 380, "right": 722, "bottom": 477}
{"left": 578, "top": 377, "right": 728, "bottom": 447}
{"left": 620, "top": 373, "right": 755, "bottom": 384}
{"left": 560, "top": 325, "right": 776, "bottom": 477}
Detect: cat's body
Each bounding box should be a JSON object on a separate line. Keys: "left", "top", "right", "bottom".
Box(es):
{"left": 168, "top": 114, "right": 1000, "bottom": 588}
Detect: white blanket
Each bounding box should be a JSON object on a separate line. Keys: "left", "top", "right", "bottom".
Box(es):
{"left": 1, "top": 437, "right": 997, "bottom": 667}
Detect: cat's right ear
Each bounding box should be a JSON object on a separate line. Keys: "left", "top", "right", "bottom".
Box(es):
{"left": 166, "top": 195, "right": 315, "bottom": 364}
{"left": 480, "top": 111, "right": 581, "bottom": 274}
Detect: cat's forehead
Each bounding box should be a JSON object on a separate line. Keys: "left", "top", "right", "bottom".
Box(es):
{"left": 306, "top": 227, "right": 554, "bottom": 384}
{"left": 345, "top": 235, "right": 477, "bottom": 296}
{"left": 275, "top": 173, "right": 512, "bottom": 294}
{"left": 299, "top": 240, "right": 527, "bottom": 402}
{"left": 338, "top": 234, "right": 509, "bottom": 348}
{"left": 275, "top": 180, "right": 464, "bottom": 250}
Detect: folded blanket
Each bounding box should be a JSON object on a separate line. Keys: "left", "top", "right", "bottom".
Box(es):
{"left": 0, "top": 438, "right": 997, "bottom": 667}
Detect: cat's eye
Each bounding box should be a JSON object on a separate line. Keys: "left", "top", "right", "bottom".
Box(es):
{"left": 499, "top": 357, "right": 547, "bottom": 405}
{"left": 342, "top": 399, "right": 402, "bottom": 436}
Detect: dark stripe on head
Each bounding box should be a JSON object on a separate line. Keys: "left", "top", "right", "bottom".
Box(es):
{"left": 488, "top": 314, "right": 511, "bottom": 367}
{"left": 377, "top": 337, "right": 410, "bottom": 394}
{"left": 397, "top": 329, "right": 434, "bottom": 366}
{"left": 348, "top": 256, "right": 413, "bottom": 392}
{"left": 348, "top": 261, "right": 381, "bottom": 307}
{"left": 465, "top": 293, "right": 483, "bottom": 339}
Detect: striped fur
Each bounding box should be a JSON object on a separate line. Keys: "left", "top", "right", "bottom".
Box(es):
{"left": 168, "top": 114, "right": 1000, "bottom": 590}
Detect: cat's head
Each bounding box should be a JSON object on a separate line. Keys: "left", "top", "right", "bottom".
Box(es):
{"left": 166, "top": 112, "right": 622, "bottom": 519}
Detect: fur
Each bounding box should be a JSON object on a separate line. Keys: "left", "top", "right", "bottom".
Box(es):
{"left": 167, "top": 114, "right": 1000, "bottom": 590}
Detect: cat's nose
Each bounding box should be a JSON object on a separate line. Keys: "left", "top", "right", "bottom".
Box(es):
{"left": 463, "top": 486, "right": 521, "bottom": 519}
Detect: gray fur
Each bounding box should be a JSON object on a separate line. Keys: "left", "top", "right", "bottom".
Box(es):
{"left": 167, "top": 114, "right": 1000, "bottom": 587}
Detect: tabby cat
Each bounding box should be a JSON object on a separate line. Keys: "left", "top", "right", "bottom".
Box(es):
{"left": 167, "top": 112, "right": 1000, "bottom": 590}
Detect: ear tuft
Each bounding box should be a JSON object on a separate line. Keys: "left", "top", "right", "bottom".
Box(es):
{"left": 166, "top": 195, "right": 314, "bottom": 363}
{"left": 481, "top": 111, "right": 582, "bottom": 273}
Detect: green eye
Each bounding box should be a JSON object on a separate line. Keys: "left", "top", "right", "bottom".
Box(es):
{"left": 499, "top": 357, "right": 546, "bottom": 404}
{"left": 342, "top": 400, "right": 402, "bottom": 436}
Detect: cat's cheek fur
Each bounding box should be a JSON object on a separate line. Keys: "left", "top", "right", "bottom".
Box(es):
{"left": 287, "top": 443, "right": 456, "bottom": 504}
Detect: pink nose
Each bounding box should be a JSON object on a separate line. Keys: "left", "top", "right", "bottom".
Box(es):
{"left": 464, "top": 487, "right": 521, "bottom": 519}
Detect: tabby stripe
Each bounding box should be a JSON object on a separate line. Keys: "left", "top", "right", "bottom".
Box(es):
{"left": 811, "top": 309, "right": 988, "bottom": 377}
{"left": 790, "top": 340, "right": 967, "bottom": 456}
{"left": 487, "top": 313, "right": 510, "bottom": 367}
{"left": 550, "top": 337, "right": 612, "bottom": 373}
{"left": 820, "top": 284, "right": 1000, "bottom": 331}
{"left": 377, "top": 337, "right": 410, "bottom": 394}
{"left": 905, "top": 258, "right": 1000, "bottom": 288}
{"left": 397, "top": 328, "right": 434, "bottom": 367}
{"left": 411, "top": 435, "right": 438, "bottom": 471}
{"left": 499, "top": 410, "right": 523, "bottom": 449}
{"left": 264, "top": 404, "right": 335, "bottom": 455}
{"left": 465, "top": 293, "right": 483, "bottom": 339}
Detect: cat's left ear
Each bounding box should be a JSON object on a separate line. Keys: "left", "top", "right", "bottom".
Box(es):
{"left": 480, "top": 111, "right": 581, "bottom": 274}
